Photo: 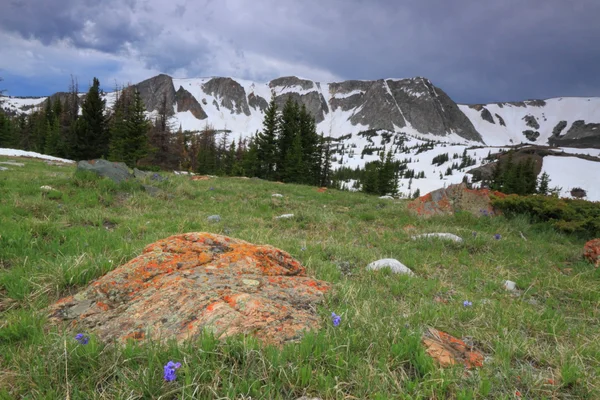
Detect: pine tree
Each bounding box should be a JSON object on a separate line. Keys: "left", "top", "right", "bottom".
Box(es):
{"left": 276, "top": 97, "right": 299, "bottom": 180}
{"left": 75, "top": 77, "right": 108, "bottom": 160}
{"left": 256, "top": 97, "right": 278, "bottom": 179}
{"left": 123, "top": 89, "right": 150, "bottom": 167}
{"left": 537, "top": 172, "right": 550, "bottom": 195}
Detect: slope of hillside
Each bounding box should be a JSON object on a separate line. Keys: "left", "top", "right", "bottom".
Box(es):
{"left": 459, "top": 98, "right": 600, "bottom": 147}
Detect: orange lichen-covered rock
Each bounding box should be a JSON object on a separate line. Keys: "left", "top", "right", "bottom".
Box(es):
{"left": 584, "top": 239, "right": 600, "bottom": 267}
{"left": 422, "top": 328, "right": 484, "bottom": 369}
{"left": 48, "top": 233, "right": 330, "bottom": 346}
{"left": 407, "top": 183, "right": 506, "bottom": 218}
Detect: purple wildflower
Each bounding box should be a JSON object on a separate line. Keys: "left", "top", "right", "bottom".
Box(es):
{"left": 331, "top": 312, "right": 341, "bottom": 327}
{"left": 74, "top": 333, "right": 89, "bottom": 345}
{"left": 472, "top": 231, "right": 477, "bottom": 237}
{"left": 301, "top": 247, "right": 307, "bottom": 251}
{"left": 463, "top": 300, "right": 473, "bottom": 307}
{"left": 494, "top": 234, "right": 502, "bottom": 240}
{"left": 209, "top": 187, "right": 215, "bottom": 191}
{"left": 163, "top": 361, "right": 182, "bottom": 382}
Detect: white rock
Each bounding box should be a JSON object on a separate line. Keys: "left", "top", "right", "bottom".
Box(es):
{"left": 272, "top": 193, "right": 284, "bottom": 198}
{"left": 411, "top": 233, "right": 463, "bottom": 243}
{"left": 366, "top": 258, "right": 414, "bottom": 276}
{"left": 503, "top": 280, "right": 517, "bottom": 291}
{"left": 0, "top": 166, "right": 8, "bottom": 171}
{"left": 275, "top": 213, "right": 294, "bottom": 219}
{"left": 40, "top": 185, "right": 55, "bottom": 192}
{"left": 379, "top": 195, "right": 394, "bottom": 200}
{"left": 0, "top": 161, "right": 24, "bottom": 167}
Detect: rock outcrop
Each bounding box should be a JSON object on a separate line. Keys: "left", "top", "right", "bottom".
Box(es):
{"left": 407, "top": 183, "right": 506, "bottom": 217}
{"left": 202, "top": 78, "right": 252, "bottom": 116}
{"left": 134, "top": 74, "right": 177, "bottom": 114}
{"left": 49, "top": 233, "right": 330, "bottom": 346}
{"left": 549, "top": 120, "right": 600, "bottom": 148}
{"left": 175, "top": 87, "right": 208, "bottom": 120}
{"left": 77, "top": 159, "right": 132, "bottom": 183}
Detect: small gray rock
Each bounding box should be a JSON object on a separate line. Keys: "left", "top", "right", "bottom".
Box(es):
{"left": 275, "top": 213, "right": 294, "bottom": 219}
{"left": 0, "top": 166, "right": 9, "bottom": 171}
{"left": 503, "top": 280, "right": 517, "bottom": 291}
{"left": 379, "top": 195, "right": 394, "bottom": 200}
{"left": 366, "top": 258, "right": 414, "bottom": 276}
{"left": 411, "top": 233, "right": 463, "bottom": 243}
{"left": 272, "top": 193, "right": 284, "bottom": 198}
{"left": 208, "top": 215, "right": 221, "bottom": 223}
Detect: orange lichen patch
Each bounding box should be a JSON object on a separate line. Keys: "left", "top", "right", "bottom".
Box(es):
{"left": 190, "top": 175, "right": 211, "bottom": 181}
{"left": 122, "top": 331, "right": 145, "bottom": 341}
{"left": 584, "top": 239, "right": 600, "bottom": 267}
{"left": 48, "top": 232, "right": 330, "bottom": 346}
{"left": 422, "top": 328, "right": 484, "bottom": 369}
{"left": 408, "top": 183, "right": 504, "bottom": 218}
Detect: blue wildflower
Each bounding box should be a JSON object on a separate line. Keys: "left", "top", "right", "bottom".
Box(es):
{"left": 163, "top": 361, "right": 182, "bottom": 382}
{"left": 74, "top": 333, "right": 89, "bottom": 345}
{"left": 209, "top": 187, "right": 215, "bottom": 191}
{"left": 331, "top": 312, "right": 341, "bottom": 327}
{"left": 463, "top": 300, "right": 473, "bottom": 307}
{"left": 301, "top": 247, "right": 307, "bottom": 251}
{"left": 494, "top": 234, "right": 502, "bottom": 240}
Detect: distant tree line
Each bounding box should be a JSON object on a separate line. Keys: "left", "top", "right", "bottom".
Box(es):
{"left": 0, "top": 77, "right": 336, "bottom": 187}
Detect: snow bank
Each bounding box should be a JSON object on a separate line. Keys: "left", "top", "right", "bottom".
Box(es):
{"left": 0, "top": 148, "right": 74, "bottom": 163}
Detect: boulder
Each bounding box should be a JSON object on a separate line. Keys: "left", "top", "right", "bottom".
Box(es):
{"left": 48, "top": 233, "right": 330, "bottom": 346}
{"left": 366, "top": 258, "right": 414, "bottom": 276}
{"left": 407, "top": 183, "right": 506, "bottom": 218}
{"left": 584, "top": 239, "right": 600, "bottom": 267}
{"left": 77, "top": 159, "right": 132, "bottom": 183}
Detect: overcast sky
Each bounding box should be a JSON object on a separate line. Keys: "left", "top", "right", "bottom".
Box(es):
{"left": 1, "top": 0, "right": 599, "bottom": 103}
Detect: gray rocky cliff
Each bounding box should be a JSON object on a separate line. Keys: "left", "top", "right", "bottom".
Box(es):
{"left": 175, "top": 87, "right": 207, "bottom": 120}
{"left": 202, "top": 78, "right": 251, "bottom": 116}
{"left": 134, "top": 74, "right": 176, "bottom": 114}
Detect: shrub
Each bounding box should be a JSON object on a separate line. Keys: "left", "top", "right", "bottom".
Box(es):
{"left": 492, "top": 194, "right": 600, "bottom": 239}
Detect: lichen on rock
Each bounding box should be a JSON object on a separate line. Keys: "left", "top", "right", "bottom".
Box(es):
{"left": 48, "top": 233, "right": 330, "bottom": 346}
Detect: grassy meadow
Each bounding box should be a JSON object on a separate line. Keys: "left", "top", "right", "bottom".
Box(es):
{"left": 0, "top": 156, "right": 599, "bottom": 399}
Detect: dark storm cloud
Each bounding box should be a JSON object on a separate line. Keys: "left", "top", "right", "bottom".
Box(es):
{"left": 1, "top": 0, "right": 599, "bottom": 102}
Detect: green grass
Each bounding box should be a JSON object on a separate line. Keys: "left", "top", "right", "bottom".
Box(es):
{"left": 1, "top": 157, "right": 599, "bottom": 399}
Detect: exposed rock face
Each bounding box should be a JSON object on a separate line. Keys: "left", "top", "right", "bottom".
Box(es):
{"left": 134, "top": 74, "right": 177, "bottom": 114}
{"left": 552, "top": 120, "right": 568, "bottom": 137}
{"left": 248, "top": 93, "right": 269, "bottom": 112}
{"left": 386, "top": 78, "right": 482, "bottom": 142}
{"left": 480, "top": 108, "right": 494, "bottom": 124}
{"left": 523, "top": 115, "right": 540, "bottom": 129}
{"left": 270, "top": 77, "right": 329, "bottom": 123}
{"left": 202, "top": 78, "right": 252, "bottom": 116}
{"left": 495, "top": 113, "right": 506, "bottom": 126}
{"left": 175, "top": 87, "right": 207, "bottom": 120}
{"left": 48, "top": 233, "right": 330, "bottom": 346}
{"left": 347, "top": 80, "right": 406, "bottom": 131}
{"left": 407, "top": 183, "right": 506, "bottom": 217}
{"left": 549, "top": 120, "right": 600, "bottom": 148}
{"left": 523, "top": 130, "right": 540, "bottom": 141}
{"left": 584, "top": 239, "right": 600, "bottom": 267}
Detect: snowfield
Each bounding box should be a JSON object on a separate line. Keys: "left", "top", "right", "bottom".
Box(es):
{"left": 541, "top": 156, "right": 600, "bottom": 201}
{"left": 0, "top": 148, "right": 74, "bottom": 163}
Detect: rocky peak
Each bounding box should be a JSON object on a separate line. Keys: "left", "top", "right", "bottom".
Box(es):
{"left": 134, "top": 74, "right": 176, "bottom": 114}
{"left": 269, "top": 76, "right": 315, "bottom": 91}
{"left": 202, "top": 78, "right": 251, "bottom": 116}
